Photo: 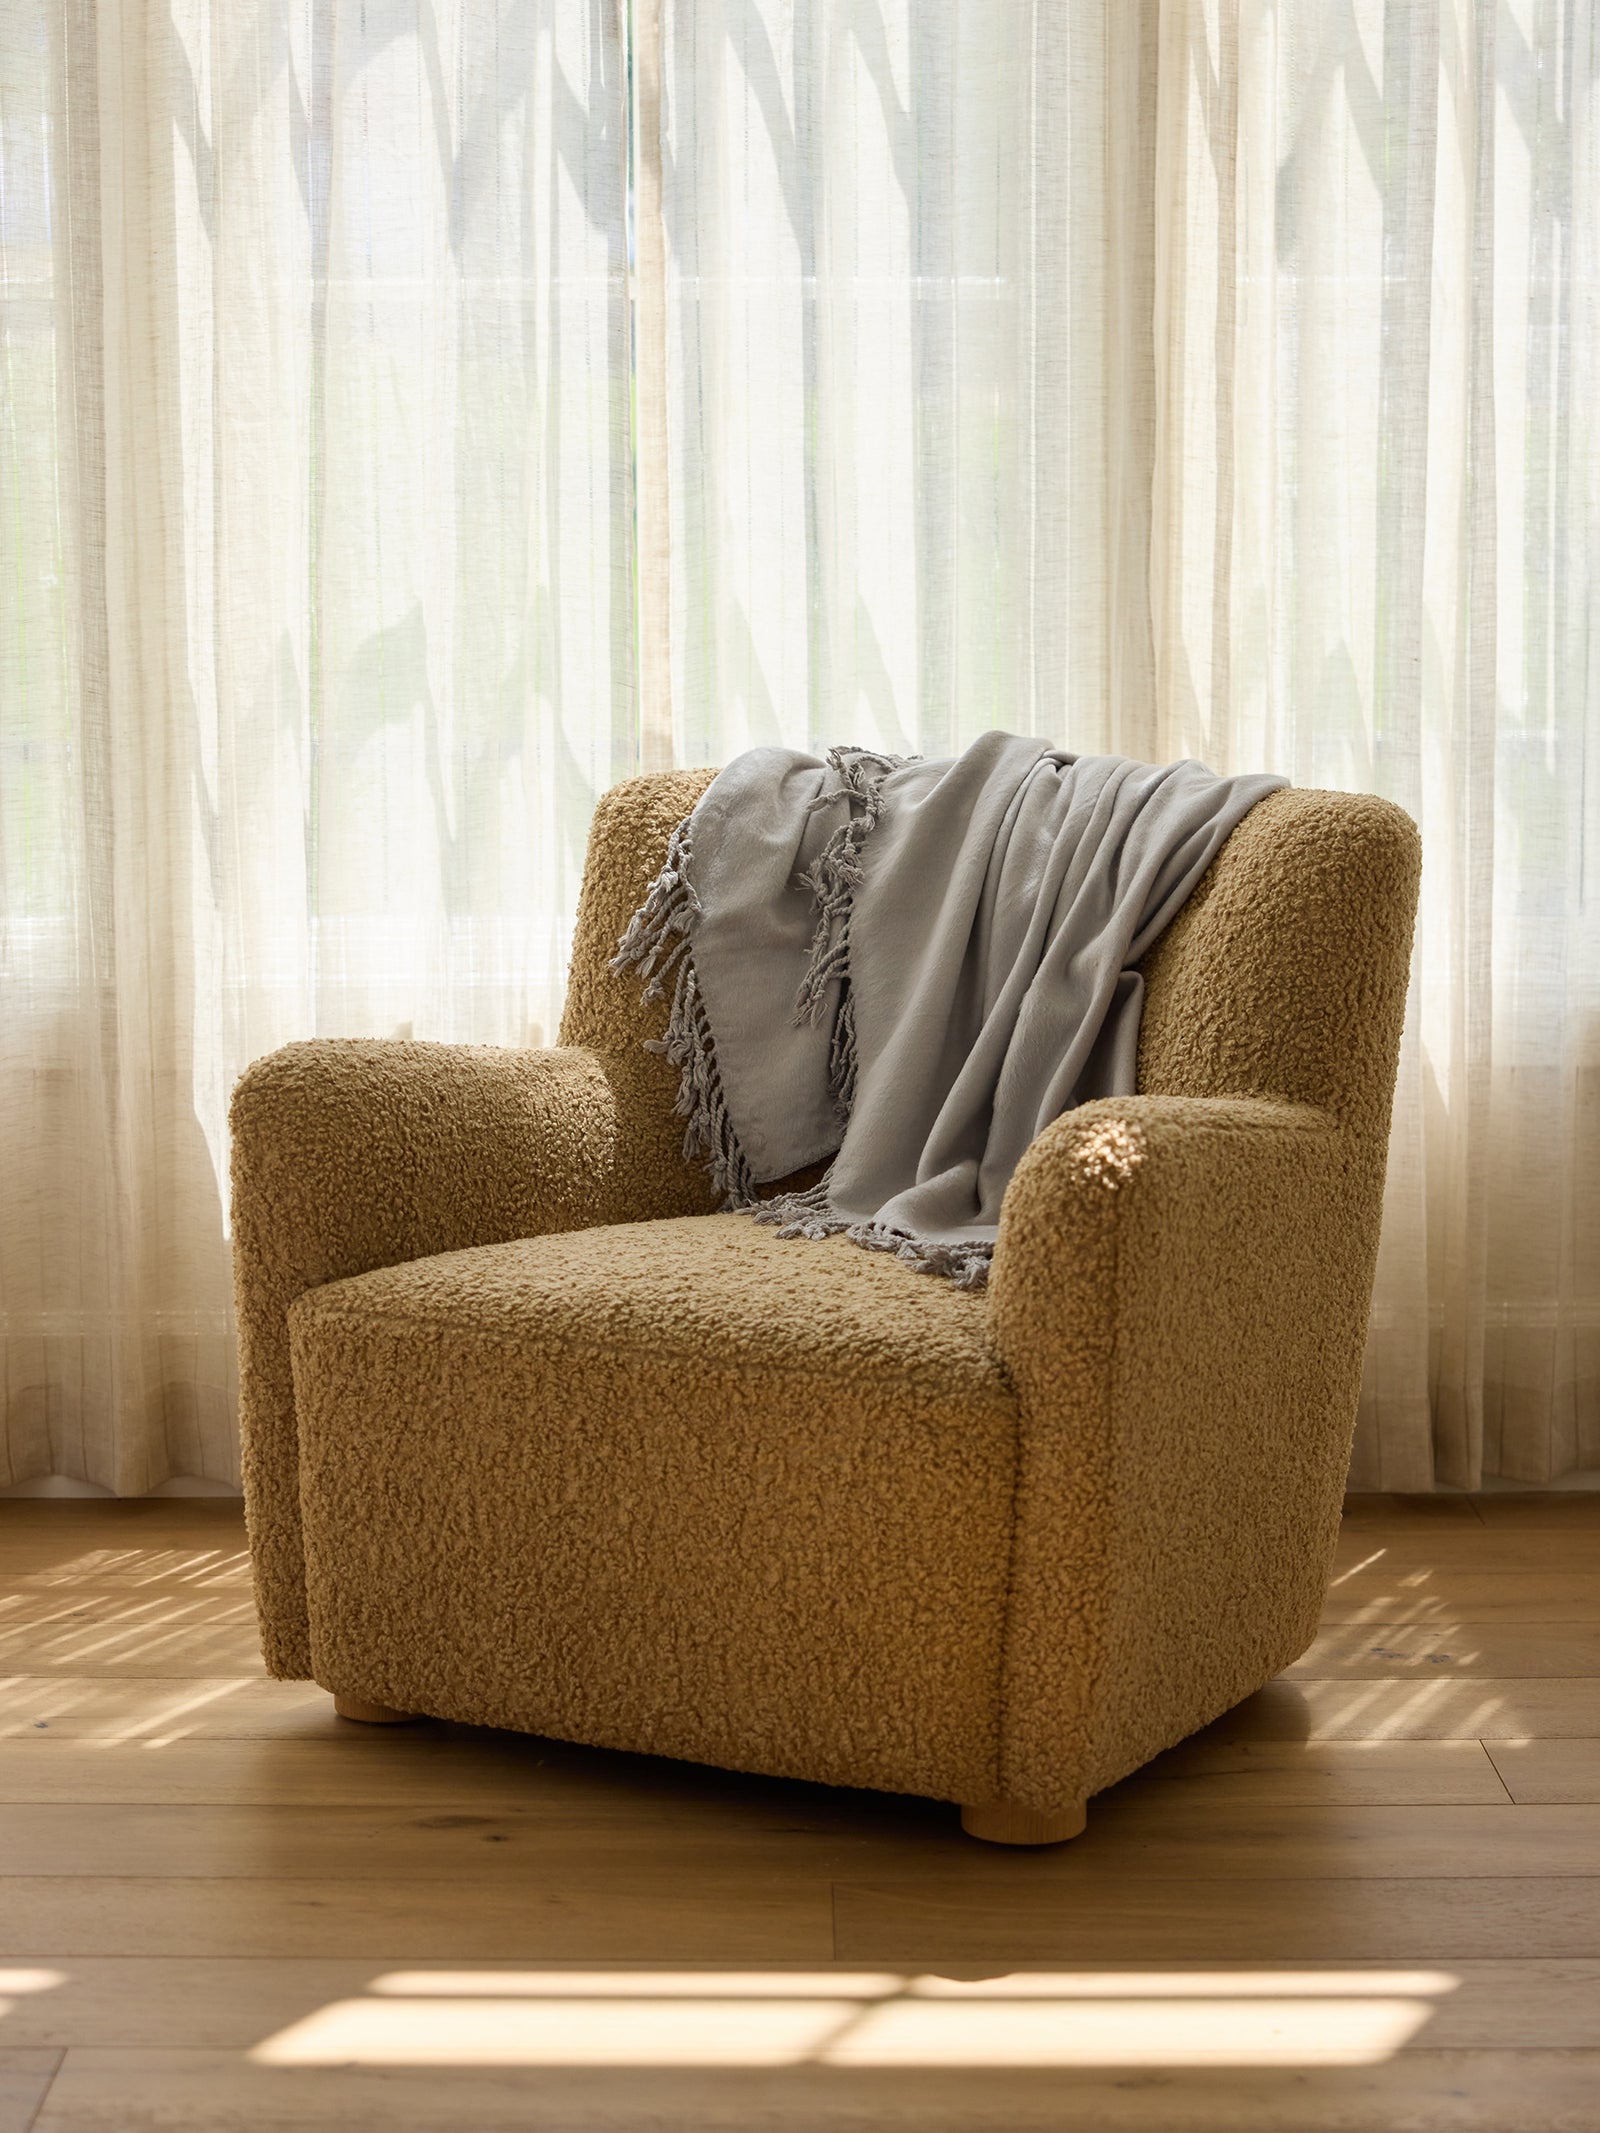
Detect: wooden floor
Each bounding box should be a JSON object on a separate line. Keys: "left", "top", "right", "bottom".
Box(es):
{"left": 1, "top": 1494, "right": 1598, "bottom": 2130}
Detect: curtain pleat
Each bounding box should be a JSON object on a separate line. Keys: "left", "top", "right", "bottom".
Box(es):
{"left": 1, "top": 0, "right": 636, "bottom": 1490}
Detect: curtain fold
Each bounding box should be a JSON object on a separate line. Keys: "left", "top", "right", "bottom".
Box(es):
{"left": 1146, "top": 0, "right": 1599, "bottom": 1483}
{"left": 1, "top": 0, "right": 1596, "bottom": 1491}
{"left": 656, "top": 0, "right": 1599, "bottom": 1487}
{"left": 1, "top": 0, "right": 637, "bottom": 1490}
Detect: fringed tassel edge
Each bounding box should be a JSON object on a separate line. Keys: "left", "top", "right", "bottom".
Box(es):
{"left": 749, "top": 1186, "right": 994, "bottom": 1291}
{"left": 763, "top": 744, "right": 996, "bottom": 1287}
{"left": 610, "top": 812, "right": 757, "bottom": 1210}
{"left": 612, "top": 765, "right": 992, "bottom": 1287}
{"left": 793, "top": 746, "right": 907, "bottom": 1120}
{"left": 610, "top": 812, "right": 700, "bottom": 998}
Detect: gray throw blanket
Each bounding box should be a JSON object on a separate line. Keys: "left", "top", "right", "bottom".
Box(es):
{"left": 614, "top": 732, "right": 1285, "bottom": 1287}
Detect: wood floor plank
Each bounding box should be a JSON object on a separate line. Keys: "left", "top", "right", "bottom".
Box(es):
{"left": 0, "top": 2053, "right": 62, "bottom": 2133}
{"left": 0, "top": 1676, "right": 340, "bottom": 1740}
{"left": 0, "top": 1803, "right": 951, "bottom": 1880}
{"left": 1188, "top": 1675, "right": 1600, "bottom": 1741}
{"left": 1472, "top": 1494, "right": 1600, "bottom": 1530}
{"left": 0, "top": 1735, "right": 599, "bottom": 1807}
{"left": 1121, "top": 1739, "right": 1512, "bottom": 1806}
{"left": 2, "top": 1957, "right": 1598, "bottom": 2052}
{"left": 1339, "top": 1494, "right": 1485, "bottom": 1528}
{"left": 0, "top": 1546, "right": 252, "bottom": 1591}
{"left": 832, "top": 1876, "right": 1600, "bottom": 1962}
{"left": 4, "top": 1961, "right": 367, "bottom": 2050}
{"left": 0, "top": 1504, "right": 246, "bottom": 1550}
{"left": 0, "top": 1590, "right": 260, "bottom": 1629}
{"left": 0, "top": 1505, "right": 242, "bottom": 1541}
{"left": 1287, "top": 1621, "right": 1600, "bottom": 1679}
{"left": 0, "top": 1734, "right": 868, "bottom": 1813}
{"left": 0, "top": 1734, "right": 1510, "bottom": 1813}
{"left": 0, "top": 1734, "right": 1524, "bottom": 1824}
{"left": 0, "top": 1507, "right": 250, "bottom": 1596}
{"left": 2, "top": 1799, "right": 1592, "bottom": 1885}
{"left": 0, "top": 1877, "right": 832, "bottom": 1962}
{"left": 8, "top": 1799, "right": 1596, "bottom": 1885}
{"left": 1482, "top": 1739, "right": 1600, "bottom": 1805}
{"left": 1333, "top": 1529, "right": 1600, "bottom": 1574}
{"left": 0, "top": 1617, "right": 265, "bottom": 1676}
{"left": 26, "top": 2051, "right": 1600, "bottom": 2133}
{"left": 1318, "top": 1570, "right": 1600, "bottom": 1623}
{"left": 891, "top": 1802, "right": 1599, "bottom": 1884}
{"left": 0, "top": 1733, "right": 959, "bottom": 1842}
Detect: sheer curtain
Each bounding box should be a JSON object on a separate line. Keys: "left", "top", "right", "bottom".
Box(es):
{"left": 2, "top": 1, "right": 1595, "bottom": 1493}
{"left": 1, "top": 1, "right": 635, "bottom": 1490}
{"left": 657, "top": 0, "right": 1599, "bottom": 1488}
{"left": 658, "top": 4, "right": 1161, "bottom": 764}
{"left": 1146, "top": 0, "right": 1600, "bottom": 1485}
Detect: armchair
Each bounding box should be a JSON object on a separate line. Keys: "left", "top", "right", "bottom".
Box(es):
{"left": 232, "top": 770, "right": 1418, "bottom": 1843}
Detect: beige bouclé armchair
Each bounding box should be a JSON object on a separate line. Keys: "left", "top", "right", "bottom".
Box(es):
{"left": 232, "top": 769, "right": 1420, "bottom": 1845}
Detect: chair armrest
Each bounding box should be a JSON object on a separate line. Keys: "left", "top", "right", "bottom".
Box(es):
{"left": 232, "top": 1039, "right": 709, "bottom": 1675}
{"left": 988, "top": 1094, "right": 1382, "bottom": 1812}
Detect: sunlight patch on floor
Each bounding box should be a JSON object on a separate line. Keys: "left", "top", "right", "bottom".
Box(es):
{"left": 5, "top": 1545, "right": 251, "bottom": 1590}
{"left": 252, "top": 1968, "right": 1458, "bottom": 2069}
{"left": 0, "top": 1970, "right": 65, "bottom": 2022}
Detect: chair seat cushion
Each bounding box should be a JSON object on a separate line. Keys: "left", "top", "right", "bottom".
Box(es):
{"left": 286, "top": 1214, "right": 1018, "bottom": 1802}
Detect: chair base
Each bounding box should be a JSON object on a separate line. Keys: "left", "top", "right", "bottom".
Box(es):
{"left": 333, "top": 1692, "right": 416, "bottom": 1725}
{"left": 960, "top": 1797, "right": 1086, "bottom": 1846}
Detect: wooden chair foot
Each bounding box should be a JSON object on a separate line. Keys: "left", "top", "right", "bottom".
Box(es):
{"left": 333, "top": 1692, "right": 416, "bottom": 1725}
{"left": 960, "top": 1797, "right": 1086, "bottom": 1846}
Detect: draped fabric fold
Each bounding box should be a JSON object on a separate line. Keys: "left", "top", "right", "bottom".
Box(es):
{"left": 1, "top": 0, "right": 1595, "bottom": 1490}
{"left": 1, "top": 1, "right": 637, "bottom": 1489}
{"left": 614, "top": 735, "right": 1286, "bottom": 1285}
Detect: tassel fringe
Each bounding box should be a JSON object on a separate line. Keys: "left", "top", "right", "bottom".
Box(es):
{"left": 612, "top": 749, "right": 991, "bottom": 1284}
{"left": 794, "top": 746, "right": 907, "bottom": 1119}
{"left": 609, "top": 812, "right": 756, "bottom": 1209}
{"left": 749, "top": 1188, "right": 994, "bottom": 1290}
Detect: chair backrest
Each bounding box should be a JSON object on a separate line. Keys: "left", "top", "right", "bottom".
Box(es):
{"left": 560, "top": 769, "right": 716, "bottom": 1061}
{"left": 563, "top": 773, "right": 1421, "bottom": 1169}
{"left": 1137, "top": 787, "right": 1420, "bottom": 1149}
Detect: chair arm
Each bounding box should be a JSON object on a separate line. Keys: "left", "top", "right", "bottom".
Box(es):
{"left": 988, "top": 1094, "right": 1382, "bottom": 1812}
{"left": 231, "top": 1039, "right": 710, "bottom": 1676}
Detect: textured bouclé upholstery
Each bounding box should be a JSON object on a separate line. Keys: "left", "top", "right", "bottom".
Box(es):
{"left": 233, "top": 775, "right": 1419, "bottom": 1819}
{"left": 289, "top": 1217, "right": 1012, "bottom": 1801}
